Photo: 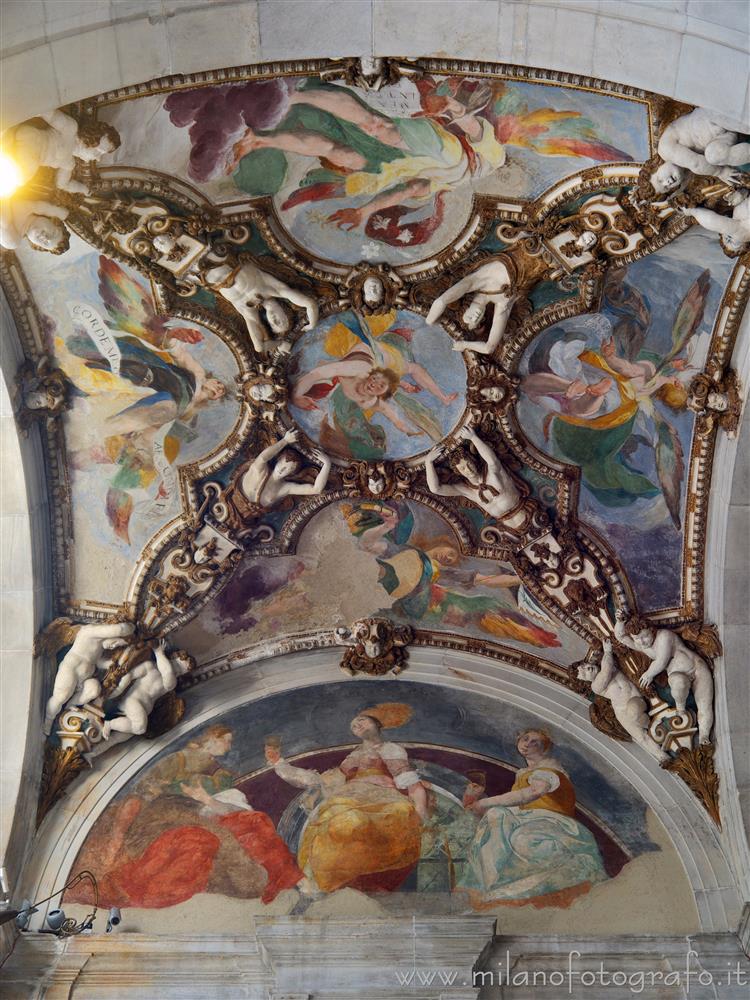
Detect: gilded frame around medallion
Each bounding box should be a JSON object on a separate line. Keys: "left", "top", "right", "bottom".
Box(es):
{"left": 1, "top": 54, "right": 744, "bottom": 681}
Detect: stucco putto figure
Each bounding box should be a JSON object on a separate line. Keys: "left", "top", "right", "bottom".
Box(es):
{"left": 576, "top": 640, "right": 669, "bottom": 763}
{"left": 3, "top": 110, "right": 120, "bottom": 194}
{"left": 615, "top": 612, "right": 714, "bottom": 745}
{"left": 647, "top": 108, "right": 748, "bottom": 196}
{"left": 680, "top": 190, "right": 750, "bottom": 254}
{"left": 0, "top": 197, "right": 71, "bottom": 254}
{"left": 98, "top": 641, "right": 195, "bottom": 750}
{"left": 1, "top": 111, "right": 120, "bottom": 252}
{"left": 42, "top": 621, "right": 135, "bottom": 735}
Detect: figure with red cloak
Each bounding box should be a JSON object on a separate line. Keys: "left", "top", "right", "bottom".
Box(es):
{"left": 66, "top": 725, "right": 308, "bottom": 909}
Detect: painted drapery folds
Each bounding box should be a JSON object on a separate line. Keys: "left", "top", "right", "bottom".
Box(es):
{"left": 2, "top": 57, "right": 746, "bottom": 886}
{"left": 65, "top": 683, "right": 699, "bottom": 930}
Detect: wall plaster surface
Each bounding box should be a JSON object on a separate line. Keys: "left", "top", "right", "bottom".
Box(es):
{"left": 0, "top": 1, "right": 748, "bottom": 129}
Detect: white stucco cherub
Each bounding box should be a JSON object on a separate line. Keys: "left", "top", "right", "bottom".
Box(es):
{"left": 425, "top": 260, "right": 518, "bottom": 355}
{"left": 99, "top": 641, "right": 194, "bottom": 749}
{"left": 576, "top": 639, "right": 669, "bottom": 763}
{"left": 424, "top": 426, "right": 522, "bottom": 520}
{"left": 680, "top": 189, "right": 750, "bottom": 253}
{"left": 614, "top": 611, "right": 714, "bottom": 744}
{"left": 649, "top": 108, "right": 748, "bottom": 196}
{"left": 3, "top": 110, "right": 121, "bottom": 195}
{"left": 42, "top": 621, "right": 135, "bottom": 735}
{"left": 0, "top": 198, "right": 71, "bottom": 253}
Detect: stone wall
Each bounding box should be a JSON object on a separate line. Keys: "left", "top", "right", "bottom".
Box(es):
{"left": 1, "top": 1, "right": 748, "bottom": 128}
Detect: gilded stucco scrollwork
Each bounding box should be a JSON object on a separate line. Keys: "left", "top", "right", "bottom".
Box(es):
{"left": 1, "top": 58, "right": 746, "bottom": 826}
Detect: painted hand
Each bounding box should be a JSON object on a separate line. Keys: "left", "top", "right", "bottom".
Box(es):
{"left": 327, "top": 207, "right": 363, "bottom": 231}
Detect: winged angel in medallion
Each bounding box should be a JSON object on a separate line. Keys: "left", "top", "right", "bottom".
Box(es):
{"left": 60, "top": 257, "right": 230, "bottom": 544}
{"left": 290, "top": 310, "right": 458, "bottom": 460}
{"left": 522, "top": 268, "right": 711, "bottom": 529}
{"left": 165, "top": 76, "right": 632, "bottom": 249}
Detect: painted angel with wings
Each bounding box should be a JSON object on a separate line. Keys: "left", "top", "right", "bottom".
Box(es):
{"left": 166, "top": 76, "right": 633, "bottom": 250}
{"left": 63, "top": 256, "right": 229, "bottom": 543}
{"left": 522, "top": 269, "right": 711, "bottom": 529}
{"left": 289, "top": 310, "right": 458, "bottom": 460}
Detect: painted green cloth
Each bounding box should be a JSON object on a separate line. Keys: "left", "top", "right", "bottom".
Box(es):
{"left": 330, "top": 383, "right": 386, "bottom": 460}
{"left": 551, "top": 413, "right": 660, "bottom": 508}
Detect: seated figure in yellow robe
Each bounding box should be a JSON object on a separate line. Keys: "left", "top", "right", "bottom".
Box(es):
{"left": 266, "top": 704, "right": 429, "bottom": 893}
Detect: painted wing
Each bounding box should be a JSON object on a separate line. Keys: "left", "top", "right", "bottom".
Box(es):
{"left": 106, "top": 487, "right": 135, "bottom": 544}
{"left": 652, "top": 409, "right": 685, "bottom": 530}
{"left": 33, "top": 617, "right": 80, "bottom": 658}
{"left": 603, "top": 267, "right": 651, "bottom": 361}
{"left": 660, "top": 269, "right": 711, "bottom": 369}
{"left": 491, "top": 90, "right": 632, "bottom": 161}
{"left": 479, "top": 607, "right": 561, "bottom": 648}
{"left": 97, "top": 256, "right": 203, "bottom": 347}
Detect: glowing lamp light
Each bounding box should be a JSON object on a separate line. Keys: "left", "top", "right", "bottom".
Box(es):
{"left": 0, "top": 152, "right": 22, "bottom": 198}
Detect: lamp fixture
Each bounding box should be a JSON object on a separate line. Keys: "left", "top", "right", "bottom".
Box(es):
{"left": 0, "top": 870, "right": 99, "bottom": 936}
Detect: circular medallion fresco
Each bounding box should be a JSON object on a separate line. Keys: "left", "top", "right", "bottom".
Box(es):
{"left": 288, "top": 308, "right": 466, "bottom": 461}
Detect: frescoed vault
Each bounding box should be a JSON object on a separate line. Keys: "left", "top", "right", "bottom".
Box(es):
{"left": 1, "top": 55, "right": 748, "bottom": 935}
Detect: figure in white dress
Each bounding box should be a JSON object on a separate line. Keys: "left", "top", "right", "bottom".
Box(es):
{"left": 43, "top": 621, "right": 135, "bottom": 735}
{"left": 615, "top": 611, "right": 714, "bottom": 744}
{"left": 426, "top": 260, "right": 518, "bottom": 355}
{"left": 576, "top": 640, "right": 669, "bottom": 763}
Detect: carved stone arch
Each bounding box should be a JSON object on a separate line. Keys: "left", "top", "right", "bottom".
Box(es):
{"left": 16, "top": 645, "right": 741, "bottom": 934}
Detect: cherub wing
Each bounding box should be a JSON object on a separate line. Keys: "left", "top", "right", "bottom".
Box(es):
{"left": 323, "top": 311, "right": 380, "bottom": 363}
{"left": 491, "top": 88, "right": 633, "bottom": 161}
{"left": 659, "top": 269, "right": 711, "bottom": 371}
{"left": 602, "top": 268, "right": 651, "bottom": 361}
{"left": 105, "top": 429, "right": 182, "bottom": 543}
{"left": 652, "top": 408, "right": 685, "bottom": 530}
{"left": 677, "top": 622, "right": 722, "bottom": 659}
{"left": 97, "top": 256, "right": 203, "bottom": 347}
{"left": 34, "top": 617, "right": 80, "bottom": 658}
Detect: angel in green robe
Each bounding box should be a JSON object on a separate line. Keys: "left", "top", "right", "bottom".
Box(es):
{"left": 290, "top": 310, "right": 458, "bottom": 460}
{"left": 523, "top": 269, "right": 711, "bottom": 529}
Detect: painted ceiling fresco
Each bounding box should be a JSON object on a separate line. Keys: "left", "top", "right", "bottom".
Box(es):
{"left": 2, "top": 57, "right": 747, "bottom": 926}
